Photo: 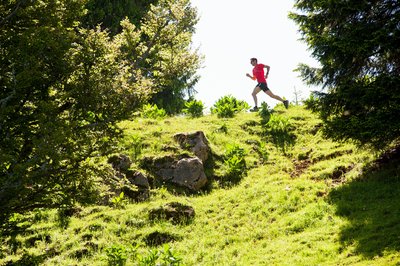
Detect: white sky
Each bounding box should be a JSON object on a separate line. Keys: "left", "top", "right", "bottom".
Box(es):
{"left": 190, "top": 0, "right": 320, "bottom": 109}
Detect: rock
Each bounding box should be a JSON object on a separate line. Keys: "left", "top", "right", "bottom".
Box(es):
{"left": 142, "top": 155, "right": 208, "bottom": 191}
{"left": 126, "top": 170, "right": 150, "bottom": 189}
{"left": 172, "top": 157, "right": 207, "bottom": 191}
{"left": 174, "top": 131, "right": 211, "bottom": 163}
{"left": 106, "top": 155, "right": 150, "bottom": 202}
{"left": 107, "top": 154, "right": 132, "bottom": 173}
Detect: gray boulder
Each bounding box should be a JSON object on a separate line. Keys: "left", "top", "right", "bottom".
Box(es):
{"left": 142, "top": 155, "right": 208, "bottom": 191}
{"left": 172, "top": 157, "right": 207, "bottom": 191}
{"left": 174, "top": 131, "right": 211, "bottom": 163}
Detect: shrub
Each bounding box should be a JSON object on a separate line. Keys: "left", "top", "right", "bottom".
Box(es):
{"left": 224, "top": 144, "right": 247, "bottom": 178}
{"left": 211, "top": 95, "right": 250, "bottom": 118}
{"left": 105, "top": 244, "right": 132, "bottom": 266}
{"left": 110, "top": 192, "right": 128, "bottom": 209}
{"left": 141, "top": 104, "right": 167, "bottom": 119}
{"left": 259, "top": 102, "right": 273, "bottom": 125}
{"left": 183, "top": 100, "right": 204, "bottom": 118}
{"left": 137, "top": 244, "right": 182, "bottom": 265}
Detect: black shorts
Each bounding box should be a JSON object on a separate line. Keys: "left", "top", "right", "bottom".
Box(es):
{"left": 256, "top": 82, "right": 269, "bottom": 92}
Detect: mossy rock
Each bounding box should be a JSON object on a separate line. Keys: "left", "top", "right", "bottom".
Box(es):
{"left": 143, "top": 230, "right": 181, "bottom": 247}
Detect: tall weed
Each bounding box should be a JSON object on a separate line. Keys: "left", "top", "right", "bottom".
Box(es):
{"left": 129, "top": 134, "right": 143, "bottom": 161}
{"left": 211, "top": 95, "right": 250, "bottom": 118}
{"left": 105, "top": 243, "right": 132, "bottom": 266}
{"left": 137, "top": 244, "right": 182, "bottom": 265}
{"left": 224, "top": 144, "right": 247, "bottom": 180}
{"left": 259, "top": 102, "right": 273, "bottom": 125}
{"left": 183, "top": 100, "right": 204, "bottom": 118}
{"left": 141, "top": 104, "right": 167, "bottom": 119}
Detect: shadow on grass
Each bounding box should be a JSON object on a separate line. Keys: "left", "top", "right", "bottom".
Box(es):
{"left": 328, "top": 158, "right": 400, "bottom": 258}
{"left": 259, "top": 112, "right": 296, "bottom": 154}
{"left": 5, "top": 253, "right": 46, "bottom": 266}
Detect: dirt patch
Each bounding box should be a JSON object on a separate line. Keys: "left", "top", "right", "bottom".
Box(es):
{"left": 290, "top": 159, "right": 312, "bottom": 178}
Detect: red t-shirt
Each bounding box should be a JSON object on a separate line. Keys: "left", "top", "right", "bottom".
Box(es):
{"left": 252, "top": 64, "right": 266, "bottom": 83}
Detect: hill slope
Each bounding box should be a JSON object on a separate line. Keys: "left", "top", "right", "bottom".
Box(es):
{"left": 1, "top": 105, "right": 400, "bottom": 265}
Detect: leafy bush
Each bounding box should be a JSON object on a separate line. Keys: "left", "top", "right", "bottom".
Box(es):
{"left": 211, "top": 95, "right": 250, "bottom": 118}
{"left": 224, "top": 144, "right": 247, "bottom": 178}
{"left": 105, "top": 244, "right": 132, "bottom": 266}
{"left": 183, "top": 99, "right": 204, "bottom": 118}
{"left": 141, "top": 104, "right": 167, "bottom": 119}
{"left": 259, "top": 102, "right": 273, "bottom": 125}
{"left": 0, "top": 5, "right": 151, "bottom": 222}
{"left": 137, "top": 244, "right": 182, "bottom": 265}
{"left": 110, "top": 192, "right": 128, "bottom": 209}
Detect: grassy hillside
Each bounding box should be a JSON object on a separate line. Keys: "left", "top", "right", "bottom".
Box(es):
{"left": 1, "top": 105, "right": 400, "bottom": 265}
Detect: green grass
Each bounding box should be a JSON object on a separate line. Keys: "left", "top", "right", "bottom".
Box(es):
{"left": 1, "top": 105, "right": 400, "bottom": 265}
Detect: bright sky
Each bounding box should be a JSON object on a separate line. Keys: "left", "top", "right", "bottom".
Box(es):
{"left": 190, "top": 0, "right": 319, "bottom": 110}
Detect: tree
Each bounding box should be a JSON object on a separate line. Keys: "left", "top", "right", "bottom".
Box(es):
{"left": 290, "top": 0, "right": 400, "bottom": 149}
{"left": 82, "top": 0, "right": 202, "bottom": 114}
{"left": 0, "top": 0, "right": 151, "bottom": 220}
{"left": 118, "top": 0, "right": 202, "bottom": 114}
{"left": 82, "top": 0, "right": 157, "bottom": 36}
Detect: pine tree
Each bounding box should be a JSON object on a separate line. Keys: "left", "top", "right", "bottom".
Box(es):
{"left": 290, "top": 0, "right": 400, "bottom": 149}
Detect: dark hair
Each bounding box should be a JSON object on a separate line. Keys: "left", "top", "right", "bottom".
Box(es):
{"left": 250, "top": 58, "right": 257, "bottom": 63}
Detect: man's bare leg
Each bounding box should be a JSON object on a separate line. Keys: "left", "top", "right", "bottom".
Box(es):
{"left": 252, "top": 87, "right": 262, "bottom": 107}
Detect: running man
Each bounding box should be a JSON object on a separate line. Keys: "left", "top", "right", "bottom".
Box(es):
{"left": 246, "top": 57, "right": 289, "bottom": 111}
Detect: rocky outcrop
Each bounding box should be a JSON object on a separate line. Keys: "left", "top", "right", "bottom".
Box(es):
{"left": 107, "top": 154, "right": 150, "bottom": 202}
{"left": 141, "top": 155, "right": 207, "bottom": 191}
{"left": 173, "top": 157, "right": 207, "bottom": 190}
{"left": 107, "top": 131, "right": 211, "bottom": 195}
{"left": 174, "top": 131, "right": 211, "bottom": 163}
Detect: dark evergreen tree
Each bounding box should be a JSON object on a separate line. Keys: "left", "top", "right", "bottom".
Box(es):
{"left": 290, "top": 0, "right": 400, "bottom": 149}
{"left": 82, "top": 0, "right": 157, "bottom": 36}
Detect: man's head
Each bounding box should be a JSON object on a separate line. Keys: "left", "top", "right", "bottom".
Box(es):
{"left": 250, "top": 58, "right": 257, "bottom": 66}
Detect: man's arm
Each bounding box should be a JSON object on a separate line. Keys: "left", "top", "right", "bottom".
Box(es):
{"left": 264, "top": 65, "right": 270, "bottom": 77}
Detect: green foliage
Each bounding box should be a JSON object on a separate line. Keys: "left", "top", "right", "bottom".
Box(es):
{"left": 137, "top": 244, "right": 182, "bottom": 265}
{"left": 211, "top": 95, "right": 250, "bottom": 118}
{"left": 256, "top": 141, "right": 270, "bottom": 164}
{"left": 2, "top": 106, "right": 400, "bottom": 265}
{"left": 290, "top": 0, "right": 400, "bottom": 150}
{"left": 259, "top": 102, "right": 273, "bottom": 125}
{"left": 129, "top": 135, "right": 144, "bottom": 162}
{"left": 224, "top": 144, "right": 246, "bottom": 179}
{"left": 183, "top": 99, "right": 204, "bottom": 118}
{"left": 82, "top": 0, "right": 157, "bottom": 36}
{"left": 105, "top": 243, "right": 132, "bottom": 266}
{"left": 0, "top": 0, "right": 151, "bottom": 221}
{"left": 141, "top": 104, "right": 167, "bottom": 119}
{"left": 110, "top": 192, "right": 127, "bottom": 209}
{"left": 118, "top": 0, "right": 203, "bottom": 115}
